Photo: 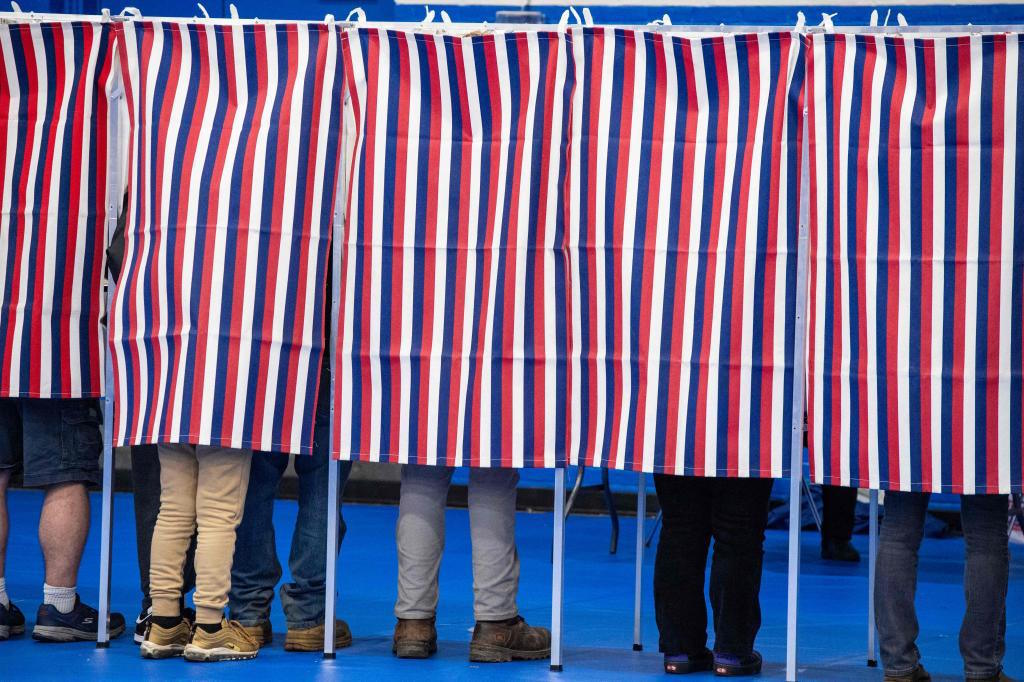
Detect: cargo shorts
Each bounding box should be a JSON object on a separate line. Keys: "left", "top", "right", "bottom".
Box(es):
{"left": 0, "top": 398, "right": 102, "bottom": 488}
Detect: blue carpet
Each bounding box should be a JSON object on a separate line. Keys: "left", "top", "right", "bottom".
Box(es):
{"left": 1, "top": 488, "right": 1021, "bottom": 680}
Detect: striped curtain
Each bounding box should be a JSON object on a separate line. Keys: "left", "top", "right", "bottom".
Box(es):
{"left": 806, "top": 33, "right": 1024, "bottom": 493}
{"left": 0, "top": 21, "right": 115, "bottom": 398}
{"left": 110, "top": 21, "right": 345, "bottom": 455}
{"left": 569, "top": 29, "right": 806, "bottom": 477}
{"left": 336, "top": 28, "right": 574, "bottom": 467}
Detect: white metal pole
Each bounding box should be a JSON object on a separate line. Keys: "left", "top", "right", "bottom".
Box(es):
{"left": 785, "top": 94, "right": 813, "bottom": 682}
{"left": 323, "top": 72, "right": 347, "bottom": 658}
{"left": 632, "top": 471, "right": 646, "bottom": 651}
{"left": 867, "top": 490, "right": 879, "bottom": 667}
{"left": 97, "top": 71, "right": 123, "bottom": 649}
{"left": 550, "top": 467, "right": 566, "bottom": 672}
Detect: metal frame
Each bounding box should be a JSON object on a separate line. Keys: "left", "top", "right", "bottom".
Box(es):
{"left": 785, "top": 96, "right": 813, "bottom": 682}
{"left": 867, "top": 490, "right": 879, "bottom": 667}
{"left": 551, "top": 468, "right": 567, "bottom": 671}
{"left": 97, "top": 52, "right": 122, "bottom": 649}
{"left": 632, "top": 473, "right": 646, "bottom": 651}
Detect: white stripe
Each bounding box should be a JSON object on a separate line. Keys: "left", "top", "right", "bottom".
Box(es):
{"left": 997, "top": 37, "right": 1017, "bottom": 494}
{"left": 836, "top": 34, "right": 855, "bottom": 487}
{"left": 930, "top": 38, "right": 947, "bottom": 492}
{"left": 961, "top": 35, "right": 982, "bottom": 494}
{"left": 399, "top": 31, "right": 421, "bottom": 464}
{"left": 810, "top": 33, "right": 828, "bottom": 484}
{"left": 426, "top": 33, "right": 454, "bottom": 467}
{"left": 0, "top": 26, "right": 18, "bottom": 393}
{"left": 896, "top": 37, "right": 916, "bottom": 491}
{"left": 567, "top": 28, "right": 584, "bottom": 467}
{"left": 675, "top": 36, "right": 709, "bottom": 476}
{"left": 639, "top": 34, "right": 677, "bottom": 474}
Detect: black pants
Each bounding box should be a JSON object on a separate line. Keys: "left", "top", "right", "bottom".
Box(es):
{"left": 821, "top": 485, "right": 858, "bottom": 544}
{"left": 653, "top": 475, "right": 773, "bottom": 657}
{"left": 131, "top": 445, "right": 196, "bottom": 610}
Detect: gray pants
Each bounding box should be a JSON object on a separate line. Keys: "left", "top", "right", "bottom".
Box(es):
{"left": 394, "top": 465, "right": 520, "bottom": 622}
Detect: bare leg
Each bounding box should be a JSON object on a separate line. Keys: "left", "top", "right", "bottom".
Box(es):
{"left": 38, "top": 482, "right": 90, "bottom": 587}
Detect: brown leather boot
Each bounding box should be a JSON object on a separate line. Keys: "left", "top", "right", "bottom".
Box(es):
{"left": 392, "top": 618, "right": 437, "bottom": 659}
{"left": 469, "top": 616, "right": 550, "bottom": 662}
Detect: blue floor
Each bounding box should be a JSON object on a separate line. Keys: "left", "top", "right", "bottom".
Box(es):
{"left": 2, "top": 488, "right": 1022, "bottom": 680}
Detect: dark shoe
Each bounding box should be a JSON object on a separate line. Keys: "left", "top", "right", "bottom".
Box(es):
{"left": 469, "top": 615, "right": 551, "bottom": 662}
{"left": 884, "top": 664, "right": 932, "bottom": 682}
{"left": 713, "top": 651, "right": 762, "bottom": 676}
{"left": 968, "top": 673, "right": 1015, "bottom": 682}
{"left": 135, "top": 606, "right": 195, "bottom": 644}
{"left": 821, "top": 539, "right": 861, "bottom": 563}
{"left": 393, "top": 618, "right": 437, "bottom": 659}
{"left": 0, "top": 602, "right": 26, "bottom": 640}
{"left": 285, "top": 620, "right": 352, "bottom": 652}
{"left": 33, "top": 596, "right": 126, "bottom": 642}
{"left": 665, "top": 649, "right": 714, "bottom": 674}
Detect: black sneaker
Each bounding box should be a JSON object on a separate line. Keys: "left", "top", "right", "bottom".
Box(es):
{"left": 665, "top": 649, "right": 714, "bottom": 674}
{"left": 821, "top": 539, "right": 861, "bottom": 563}
{"left": 32, "top": 595, "right": 126, "bottom": 642}
{"left": 713, "top": 650, "right": 763, "bottom": 677}
{"left": 1, "top": 601, "right": 26, "bottom": 640}
{"left": 134, "top": 606, "right": 196, "bottom": 644}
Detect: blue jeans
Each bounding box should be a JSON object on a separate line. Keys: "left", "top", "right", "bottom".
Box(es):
{"left": 228, "top": 406, "right": 352, "bottom": 630}
{"left": 875, "top": 491, "right": 1008, "bottom": 679}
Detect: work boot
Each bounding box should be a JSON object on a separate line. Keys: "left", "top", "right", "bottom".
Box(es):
{"left": 392, "top": 618, "right": 437, "bottom": 659}
{"left": 285, "top": 619, "right": 352, "bottom": 652}
{"left": 238, "top": 621, "right": 273, "bottom": 647}
{"left": 469, "top": 615, "right": 550, "bottom": 662}
{"left": 140, "top": 618, "right": 191, "bottom": 659}
{"left": 884, "top": 664, "right": 932, "bottom": 682}
{"left": 184, "top": 620, "right": 259, "bottom": 662}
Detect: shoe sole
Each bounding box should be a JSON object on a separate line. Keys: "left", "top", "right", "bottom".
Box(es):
{"left": 665, "top": 660, "right": 715, "bottom": 674}
{"left": 284, "top": 633, "right": 352, "bottom": 652}
{"left": 469, "top": 643, "right": 551, "bottom": 663}
{"left": 140, "top": 640, "right": 186, "bottom": 659}
{"left": 0, "top": 624, "right": 25, "bottom": 640}
{"left": 33, "top": 623, "right": 125, "bottom": 643}
{"left": 183, "top": 644, "right": 259, "bottom": 662}
{"left": 393, "top": 640, "right": 437, "bottom": 659}
{"left": 714, "top": 662, "right": 763, "bottom": 677}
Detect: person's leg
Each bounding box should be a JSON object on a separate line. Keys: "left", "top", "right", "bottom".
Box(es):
{"left": 150, "top": 444, "right": 199, "bottom": 618}
{"left": 0, "top": 397, "right": 22, "bottom": 593}
{"left": 394, "top": 464, "right": 454, "bottom": 619}
{"left": 653, "top": 474, "right": 713, "bottom": 658}
{"left": 707, "top": 477, "right": 773, "bottom": 659}
{"left": 958, "top": 494, "right": 1009, "bottom": 680}
{"left": 0, "top": 468, "right": 9, "bottom": 600}
{"left": 875, "top": 491, "right": 930, "bottom": 678}
{"left": 192, "top": 446, "right": 252, "bottom": 626}
{"left": 466, "top": 466, "right": 520, "bottom": 621}
{"left": 821, "top": 485, "right": 860, "bottom": 561}
{"left": 228, "top": 450, "right": 288, "bottom": 633}
{"left": 38, "top": 482, "right": 90, "bottom": 591}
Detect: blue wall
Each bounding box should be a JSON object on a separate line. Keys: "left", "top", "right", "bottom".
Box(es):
{"left": 21, "top": 0, "right": 1024, "bottom": 25}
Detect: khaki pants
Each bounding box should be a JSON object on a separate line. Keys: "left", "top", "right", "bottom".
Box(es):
{"left": 150, "top": 444, "right": 252, "bottom": 624}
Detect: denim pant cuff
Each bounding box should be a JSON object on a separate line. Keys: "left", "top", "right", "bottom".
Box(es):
{"left": 286, "top": 617, "right": 325, "bottom": 630}
{"left": 884, "top": 665, "right": 921, "bottom": 678}
{"left": 965, "top": 669, "right": 1002, "bottom": 680}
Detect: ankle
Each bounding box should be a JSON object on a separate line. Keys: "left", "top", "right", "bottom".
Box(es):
{"left": 42, "top": 583, "right": 76, "bottom": 614}
{"left": 196, "top": 621, "right": 223, "bottom": 634}
{"left": 151, "top": 615, "right": 183, "bottom": 629}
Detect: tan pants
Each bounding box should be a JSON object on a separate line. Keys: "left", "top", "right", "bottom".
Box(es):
{"left": 150, "top": 444, "right": 252, "bottom": 624}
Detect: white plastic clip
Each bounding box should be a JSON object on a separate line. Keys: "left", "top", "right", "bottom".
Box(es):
{"left": 582, "top": 7, "right": 595, "bottom": 26}
{"left": 882, "top": 9, "right": 892, "bottom": 27}
{"left": 869, "top": 10, "right": 878, "bottom": 27}
{"left": 10, "top": 1, "right": 22, "bottom": 12}
{"left": 819, "top": 12, "right": 836, "bottom": 32}
{"left": 119, "top": 6, "right": 142, "bottom": 19}
{"left": 324, "top": 13, "right": 334, "bottom": 24}
{"left": 649, "top": 13, "right": 671, "bottom": 26}
{"left": 422, "top": 5, "right": 435, "bottom": 23}
{"left": 196, "top": 3, "right": 210, "bottom": 18}
{"left": 557, "top": 9, "right": 570, "bottom": 28}
{"left": 795, "top": 11, "right": 805, "bottom": 31}
{"left": 229, "top": 3, "right": 240, "bottom": 19}
{"left": 101, "top": 8, "right": 112, "bottom": 22}
{"left": 569, "top": 6, "right": 582, "bottom": 25}
{"left": 345, "top": 7, "right": 366, "bottom": 23}
{"left": 440, "top": 9, "right": 452, "bottom": 23}
{"left": 896, "top": 12, "right": 908, "bottom": 27}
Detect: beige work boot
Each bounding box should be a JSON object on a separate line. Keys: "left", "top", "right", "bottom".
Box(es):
{"left": 140, "top": 619, "right": 192, "bottom": 659}
{"left": 183, "top": 619, "right": 259, "bottom": 662}
{"left": 284, "top": 619, "right": 352, "bottom": 652}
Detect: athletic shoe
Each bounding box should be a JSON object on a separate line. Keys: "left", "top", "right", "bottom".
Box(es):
{"left": 469, "top": 615, "right": 551, "bottom": 662}
{"left": 33, "top": 596, "right": 126, "bottom": 642}
{"left": 238, "top": 620, "right": 273, "bottom": 647}
{"left": 284, "top": 619, "right": 351, "bottom": 652}
{"left": 184, "top": 620, "right": 259, "bottom": 662}
{"left": 0, "top": 602, "right": 26, "bottom": 641}
{"left": 392, "top": 617, "right": 437, "bottom": 659}
{"left": 135, "top": 606, "right": 196, "bottom": 644}
{"left": 140, "top": 619, "right": 191, "bottom": 659}
{"left": 664, "top": 649, "right": 714, "bottom": 674}
{"left": 713, "top": 650, "right": 763, "bottom": 676}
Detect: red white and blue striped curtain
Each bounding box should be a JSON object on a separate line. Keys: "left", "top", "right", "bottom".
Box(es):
{"left": 806, "top": 32, "right": 1024, "bottom": 494}
{"left": 110, "top": 21, "right": 345, "bottom": 455}
{"left": 335, "top": 28, "right": 574, "bottom": 467}
{"left": 0, "top": 21, "right": 115, "bottom": 398}
{"left": 569, "top": 29, "right": 806, "bottom": 477}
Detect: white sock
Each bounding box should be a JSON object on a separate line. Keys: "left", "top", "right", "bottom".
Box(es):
{"left": 43, "top": 583, "right": 76, "bottom": 614}
{"left": 0, "top": 578, "right": 8, "bottom": 608}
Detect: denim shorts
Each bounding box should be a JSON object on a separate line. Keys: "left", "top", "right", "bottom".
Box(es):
{"left": 0, "top": 398, "right": 102, "bottom": 488}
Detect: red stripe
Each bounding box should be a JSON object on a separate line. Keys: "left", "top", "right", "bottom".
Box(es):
{"left": 853, "top": 38, "right": 874, "bottom": 485}
{"left": 805, "top": 35, "right": 820, "bottom": 483}
{"left": 389, "top": 34, "right": 410, "bottom": 460}
{"left": 583, "top": 31, "right": 603, "bottom": 468}
{"left": 828, "top": 36, "right": 845, "bottom": 486}
{"left": 919, "top": 43, "right": 936, "bottom": 491}
{"left": 951, "top": 37, "right": 970, "bottom": 493}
